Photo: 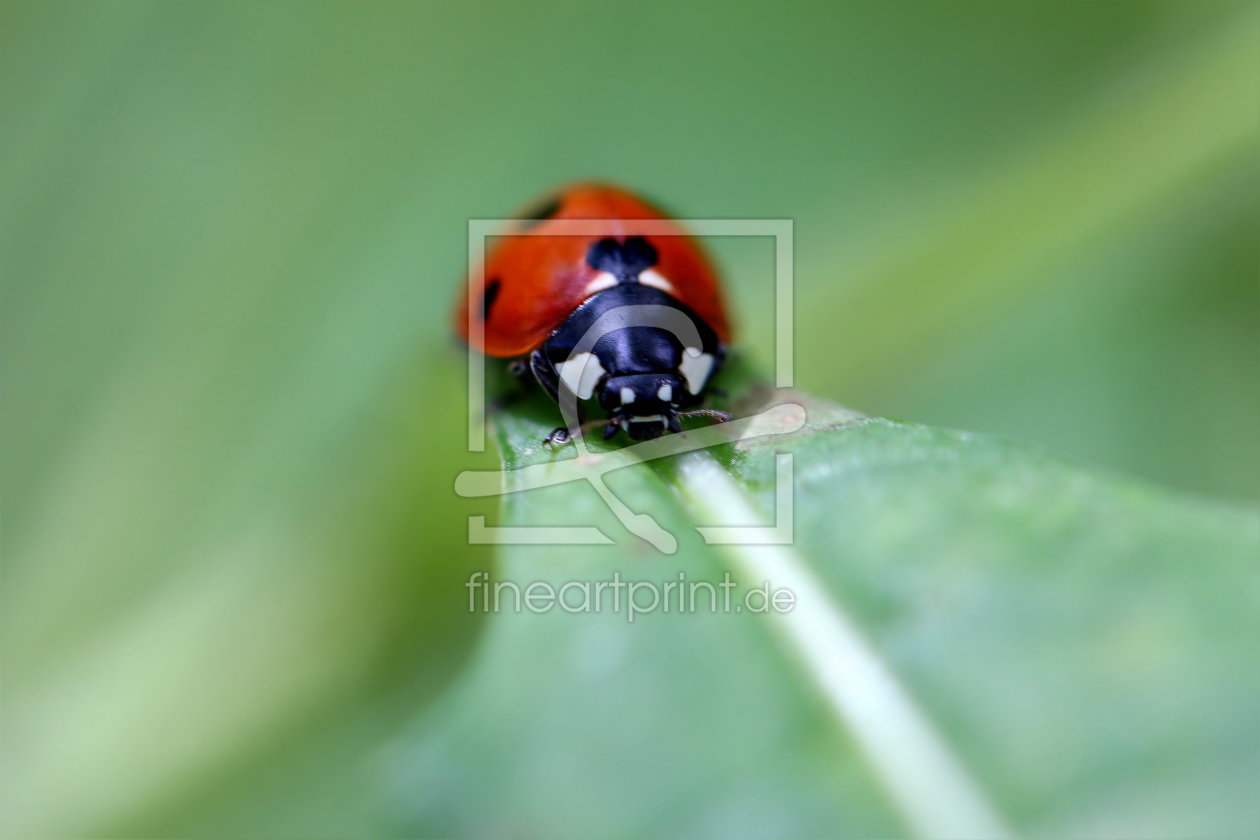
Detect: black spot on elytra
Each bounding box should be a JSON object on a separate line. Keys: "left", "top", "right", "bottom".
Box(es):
{"left": 517, "top": 194, "right": 563, "bottom": 230}
{"left": 585, "top": 236, "right": 659, "bottom": 282}
{"left": 481, "top": 278, "right": 501, "bottom": 320}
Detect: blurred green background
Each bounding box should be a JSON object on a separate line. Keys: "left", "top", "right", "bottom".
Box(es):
{"left": 2, "top": 2, "right": 1257, "bottom": 836}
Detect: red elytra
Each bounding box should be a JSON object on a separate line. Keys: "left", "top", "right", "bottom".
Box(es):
{"left": 456, "top": 183, "right": 732, "bottom": 358}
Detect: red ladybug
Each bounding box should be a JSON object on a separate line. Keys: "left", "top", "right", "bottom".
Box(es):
{"left": 457, "top": 183, "right": 732, "bottom": 443}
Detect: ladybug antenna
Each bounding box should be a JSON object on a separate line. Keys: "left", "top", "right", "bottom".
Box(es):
{"left": 676, "top": 408, "right": 732, "bottom": 425}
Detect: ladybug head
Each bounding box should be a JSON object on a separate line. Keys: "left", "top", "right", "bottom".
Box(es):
{"left": 597, "top": 372, "right": 684, "bottom": 441}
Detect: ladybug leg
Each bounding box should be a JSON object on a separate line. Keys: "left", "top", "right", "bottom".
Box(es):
{"left": 506, "top": 358, "right": 534, "bottom": 398}
{"left": 487, "top": 360, "right": 533, "bottom": 412}
{"left": 542, "top": 426, "right": 571, "bottom": 447}
{"left": 542, "top": 419, "right": 617, "bottom": 447}
{"left": 528, "top": 350, "right": 560, "bottom": 401}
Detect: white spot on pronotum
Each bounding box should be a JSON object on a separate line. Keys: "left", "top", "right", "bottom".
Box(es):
{"left": 620, "top": 386, "right": 636, "bottom": 405}
{"left": 581, "top": 272, "right": 619, "bottom": 297}
{"left": 657, "top": 382, "right": 673, "bottom": 402}
{"left": 638, "top": 269, "right": 674, "bottom": 293}
{"left": 679, "top": 348, "right": 715, "bottom": 395}
{"left": 556, "top": 352, "right": 606, "bottom": 399}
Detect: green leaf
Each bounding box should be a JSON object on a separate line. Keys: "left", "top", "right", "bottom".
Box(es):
{"left": 383, "top": 362, "right": 1260, "bottom": 838}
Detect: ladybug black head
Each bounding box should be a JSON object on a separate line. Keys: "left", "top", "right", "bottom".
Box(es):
{"left": 597, "top": 372, "right": 684, "bottom": 441}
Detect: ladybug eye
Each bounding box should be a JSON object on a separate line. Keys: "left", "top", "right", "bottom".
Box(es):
{"left": 481, "top": 278, "right": 501, "bottom": 321}
{"left": 517, "top": 195, "right": 562, "bottom": 230}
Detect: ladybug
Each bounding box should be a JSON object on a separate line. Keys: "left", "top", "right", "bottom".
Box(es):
{"left": 457, "top": 183, "right": 732, "bottom": 444}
